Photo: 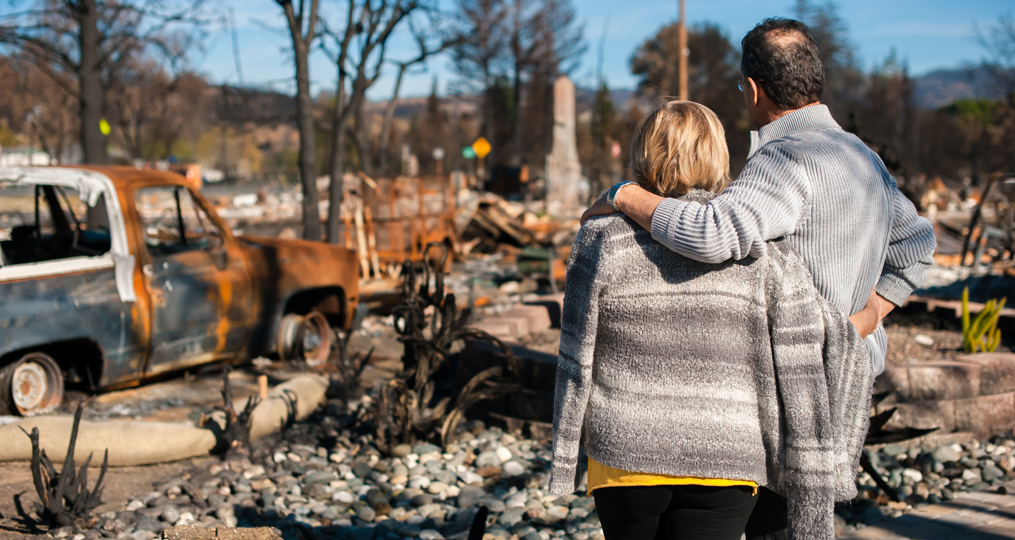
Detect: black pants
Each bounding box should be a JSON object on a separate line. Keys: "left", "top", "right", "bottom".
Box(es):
{"left": 744, "top": 488, "right": 788, "bottom": 540}
{"left": 593, "top": 485, "right": 758, "bottom": 540}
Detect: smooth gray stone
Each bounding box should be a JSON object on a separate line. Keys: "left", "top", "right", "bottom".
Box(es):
{"left": 498, "top": 508, "right": 525, "bottom": 527}
{"left": 357, "top": 506, "right": 377, "bottom": 522}
{"left": 882, "top": 444, "right": 905, "bottom": 456}
{"left": 983, "top": 464, "right": 1005, "bottom": 481}
{"left": 478, "top": 497, "right": 506, "bottom": 513}
{"left": 134, "top": 517, "right": 163, "bottom": 534}
{"left": 457, "top": 486, "right": 485, "bottom": 508}
{"left": 398, "top": 488, "right": 425, "bottom": 501}
{"left": 932, "top": 445, "right": 961, "bottom": 463}
{"left": 307, "top": 483, "right": 332, "bottom": 499}
{"left": 159, "top": 506, "right": 180, "bottom": 524}
{"left": 434, "top": 471, "right": 457, "bottom": 485}
{"left": 475, "top": 451, "right": 501, "bottom": 468}
{"left": 570, "top": 497, "right": 596, "bottom": 511}
{"left": 413, "top": 443, "right": 442, "bottom": 455}
{"left": 305, "top": 471, "right": 339, "bottom": 485}
{"left": 411, "top": 494, "right": 434, "bottom": 507}
{"left": 353, "top": 462, "right": 374, "bottom": 478}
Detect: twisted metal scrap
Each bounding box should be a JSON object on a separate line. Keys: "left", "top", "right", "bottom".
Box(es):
{"left": 378, "top": 243, "right": 519, "bottom": 451}
{"left": 20, "top": 402, "right": 107, "bottom": 528}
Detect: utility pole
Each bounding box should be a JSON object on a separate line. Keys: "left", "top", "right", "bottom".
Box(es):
{"left": 229, "top": 7, "right": 245, "bottom": 87}
{"left": 678, "top": 0, "right": 688, "bottom": 100}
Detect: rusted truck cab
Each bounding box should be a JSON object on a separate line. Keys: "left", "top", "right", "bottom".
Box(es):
{"left": 0, "top": 166, "right": 358, "bottom": 415}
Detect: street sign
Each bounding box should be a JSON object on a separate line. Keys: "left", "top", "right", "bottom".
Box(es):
{"left": 462, "top": 146, "right": 476, "bottom": 159}
{"left": 472, "top": 137, "right": 491, "bottom": 159}
{"left": 433, "top": 147, "right": 445, "bottom": 160}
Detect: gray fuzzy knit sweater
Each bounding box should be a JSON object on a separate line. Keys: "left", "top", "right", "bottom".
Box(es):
{"left": 549, "top": 192, "right": 873, "bottom": 539}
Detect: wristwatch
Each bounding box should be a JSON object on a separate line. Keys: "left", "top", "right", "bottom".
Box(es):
{"left": 607, "top": 181, "right": 636, "bottom": 210}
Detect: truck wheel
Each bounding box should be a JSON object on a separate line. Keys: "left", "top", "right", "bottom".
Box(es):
{"left": 0, "top": 352, "right": 64, "bottom": 416}
{"left": 277, "top": 311, "right": 333, "bottom": 367}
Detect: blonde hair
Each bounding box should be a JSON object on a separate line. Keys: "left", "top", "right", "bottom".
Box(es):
{"left": 629, "top": 100, "right": 731, "bottom": 197}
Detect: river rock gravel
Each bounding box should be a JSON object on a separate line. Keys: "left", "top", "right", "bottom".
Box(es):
{"left": 45, "top": 396, "right": 604, "bottom": 540}
{"left": 40, "top": 393, "right": 1015, "bottom": 540}
{"left": 834, "top": 435, "right": 1015, "bottom": 536}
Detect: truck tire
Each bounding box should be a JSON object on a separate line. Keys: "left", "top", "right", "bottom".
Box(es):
{"left": 0, "top": 352, "right": 64, "bottom": 416}
{"left": 277, "top": 311, "right": 333, "bottom": 367}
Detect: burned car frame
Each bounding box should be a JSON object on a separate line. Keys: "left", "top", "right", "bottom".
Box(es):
{"left": 0, "top": 166, "right": 360, "bottom": 415}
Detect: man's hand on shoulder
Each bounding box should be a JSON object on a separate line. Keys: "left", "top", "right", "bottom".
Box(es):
{"left": 581, "top": 182, "right": 663, "bottom": 231}
{"left": 580, "top": 192, "right": 617, "bottom": 225}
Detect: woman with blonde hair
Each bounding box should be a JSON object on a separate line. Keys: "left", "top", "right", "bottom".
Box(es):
{"left": 549, "top": 101, "right": 873, "bottom": 540}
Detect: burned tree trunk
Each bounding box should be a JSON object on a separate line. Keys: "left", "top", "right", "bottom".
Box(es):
{"left": 278, "top": 0, "right": 323, "bottom": 242}
{"left": 78, "top": 0, "right": 108, "bottom": 164}
{"left": 293, "top": 44, "right": 321, "bottom": 241}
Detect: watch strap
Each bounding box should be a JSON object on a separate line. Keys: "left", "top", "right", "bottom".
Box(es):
{"left": 607, "top": 181, "right": 636, "bottom": 210}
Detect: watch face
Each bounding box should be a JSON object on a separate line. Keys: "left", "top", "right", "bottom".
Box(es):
{"left": 607, "top": 183, "right": 622, "bottom": 208}
{"left": 608, "top": 182, "right": 629, "bottom": 208}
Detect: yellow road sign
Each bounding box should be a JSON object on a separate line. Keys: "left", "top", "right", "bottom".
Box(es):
{"left": 472, "top": 137, "right": 491, "bottom": 159}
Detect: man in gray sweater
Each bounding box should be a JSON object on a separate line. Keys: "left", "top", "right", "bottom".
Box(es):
{"left": 583, "top": 18, "right": 936, "bottom": 377}
{"left": 581, "top": 17, "right": 936, "bottom": 539}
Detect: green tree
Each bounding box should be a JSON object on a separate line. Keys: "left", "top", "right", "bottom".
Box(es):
{"left": 630, "top": 22, "right": 750, "bottom": 173}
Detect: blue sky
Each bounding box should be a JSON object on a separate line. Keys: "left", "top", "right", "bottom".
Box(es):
{"left": 112, "top": 0, "right": 1015, "bottom": 99}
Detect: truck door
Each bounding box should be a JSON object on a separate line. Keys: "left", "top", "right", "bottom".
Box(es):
{"left": 133, "top": 185, "right": 254, "bottom": 376}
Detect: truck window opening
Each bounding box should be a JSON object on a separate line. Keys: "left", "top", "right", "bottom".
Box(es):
{"left": 135, "top": 186, "right": 224, "bottom": 256}
{"left": 0, "top": 183, "right": 112, "bottom": 266}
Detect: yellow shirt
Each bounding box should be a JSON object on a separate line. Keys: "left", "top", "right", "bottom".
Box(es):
{"left": 586, "top": 457, "right": 758, "bottom": 496}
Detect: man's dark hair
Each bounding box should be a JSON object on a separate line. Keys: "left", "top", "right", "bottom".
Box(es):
{"left": 741, "top": 18, "right": 824, "bottom": 110}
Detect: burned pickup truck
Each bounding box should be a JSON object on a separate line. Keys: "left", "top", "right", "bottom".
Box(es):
{"left": 0, "top": 166, "right": 359, "bottom": 415}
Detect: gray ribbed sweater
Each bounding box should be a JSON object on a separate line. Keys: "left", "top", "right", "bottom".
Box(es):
{"left": 649, "top": 105, "right": 937, "bottom": 376}
{"left": 550, "top": 198, "right": 873, "bottom": 539}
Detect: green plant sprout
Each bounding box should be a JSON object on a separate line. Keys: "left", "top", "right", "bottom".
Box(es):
{"left": 962, "top": 286, "right": 1006, "bottom": 353}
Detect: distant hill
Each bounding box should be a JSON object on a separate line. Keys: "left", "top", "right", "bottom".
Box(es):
{"left": 912, "top": 67, "right": 1007, "bottom": 109}
{"left": 239, "top": 69, "right": 1010, "bottom": 121}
